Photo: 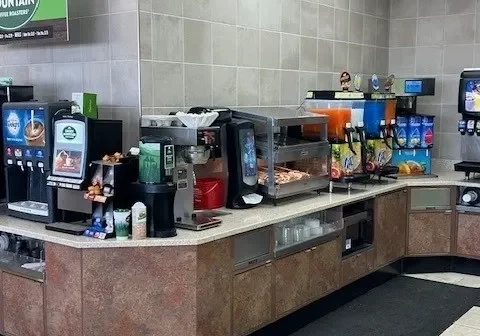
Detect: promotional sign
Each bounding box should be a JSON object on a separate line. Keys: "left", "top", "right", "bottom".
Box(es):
{"left": 3, "top": 108, "right": 45, "bottom": 147}
{"left": 392, "top": 149, "right": 432, "bottom": 176}
{"left": 53, "top": 119, "right": 86, "bottom": 178}
{"left": 0, "top": 0, "right": 68, "bottom": 43}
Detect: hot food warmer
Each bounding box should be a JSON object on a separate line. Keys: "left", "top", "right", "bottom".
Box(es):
{"left": 233, "top": 107, "right": 330, "bottom": 202}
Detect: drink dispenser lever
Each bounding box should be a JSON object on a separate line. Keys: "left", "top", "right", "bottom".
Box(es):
{"left": 458, "top": 120, "right": 467, "bottom": 135}
{"left": 355, "top": 121, "right": 367, "bottom": 150}
{"left": 380, "top": 120, "right": 392, "bottom": 149}
{"left": 38, "top": 162, "right": 44, "bottom": 174}
{"left": 344, "top": 123, "right": 357, "bottom": 156}
{"left": 17, "top": 160, "right": 24, "bottom": 172}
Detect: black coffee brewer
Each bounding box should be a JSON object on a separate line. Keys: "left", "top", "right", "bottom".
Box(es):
{"left": 133, "top": 136, "right": 177, "bottom": 238}
{"left": 3, "top": 101, "right": 72, "bottom": 223}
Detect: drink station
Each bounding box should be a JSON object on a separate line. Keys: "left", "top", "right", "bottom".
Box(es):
{"left": 455, "top": 69, "right": 480, "bottom": 178}
{"left": 390, "top": 78, "right": 437, "bottom": 178}
{"left": 3, "top": 101, "right": 72, "bottom": 223}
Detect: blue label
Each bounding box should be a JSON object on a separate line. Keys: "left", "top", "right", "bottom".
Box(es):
{"left": 35, "top": 150, "right": 44, "bottom": 159}
{"left": 3, "top": 109, "right": 45, "bottom": 148}
{"left": 24, "top": 149, "right": 32, "bottom": 158}
{"left": 408, "top": 116, "right": 422, "bottom": 148}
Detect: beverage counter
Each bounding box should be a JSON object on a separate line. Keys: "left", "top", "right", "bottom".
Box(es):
{"left": 2, "top": 171, "right": 480, "bottom": 336}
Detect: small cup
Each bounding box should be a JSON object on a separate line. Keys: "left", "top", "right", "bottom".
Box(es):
{"left": 281, "top": 225, "right": 294, "bottom": 245}
{"left": 293, "top": 225, "right": 304, "bottom": 243}
{"left": 113, "top": 209, "right": 131, "bottom": 240}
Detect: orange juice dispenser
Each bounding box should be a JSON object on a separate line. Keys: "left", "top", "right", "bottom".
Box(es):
{"left": 304, "top": 90, "right": 370, "bottom": 184}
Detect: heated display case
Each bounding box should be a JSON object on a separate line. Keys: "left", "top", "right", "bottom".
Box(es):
{"left": 233, "top": 107, "right": 330, "bottom": 202}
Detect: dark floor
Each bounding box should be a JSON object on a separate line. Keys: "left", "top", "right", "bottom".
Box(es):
{"left": 253, "top": 276, "right": 480, "bottom": 336}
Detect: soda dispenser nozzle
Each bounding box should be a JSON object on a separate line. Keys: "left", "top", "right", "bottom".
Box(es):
{"left": 38, "top": 162, "right": 44, "bottom": 174}
{"left": 344, "top": 123, "right": 357, "bottom": 155}
{"left": 458, "top": 120, "right": 467, "bottom": 135}
{"left": 467, "top": 120, "right": 476, "bottom": 136}
{"left": 475, "top": 121, "right": 480, "bottom": 136}
{"left": 26, "top": 161, "right": 33, "bottom": 172}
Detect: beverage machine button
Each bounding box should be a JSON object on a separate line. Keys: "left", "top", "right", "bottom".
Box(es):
{"left": 6, "top": 159, "right": 13, "bottom": 165}
{"left": 38, "top": 162, "right": 44, "bottom": 168}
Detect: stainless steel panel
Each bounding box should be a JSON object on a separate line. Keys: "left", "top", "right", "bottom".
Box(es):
{"left": 257, "top": 141, "right": 330, "bottom": 163}
{"left": 274, "top": 231, "right": 341, "bottom": 259}
{"left": 233, "top": 107, "right": 329, "bottom": 127}
{"left": 140, "top": 126, "right": 222, "bottom": 146}
{"left": 234, "top": 228, "right": 272, "bottom": 269}
{"left": 456, "top": 205, "right": 480, "bottom": 214}
{"left": 461, "top": 136, "right": 480, "bottom": 162}
{"left": 259, "top": 175, "right": 330, "bottom": 199}
{"left": 410, "top": 187, "right": 451, "bottom": 210}
{"left": 57, "top": 189, "right": 92, "bottom": 214}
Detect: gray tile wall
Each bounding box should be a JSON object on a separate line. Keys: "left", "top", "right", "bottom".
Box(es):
{"left": 388, "top": 0, "right": 479, "bottom": 160}
{"left": 140, "top": 0, "right": 391, "bottom": 114}
{"left": 0, "top": 0, "right": 140, "bottom": 149}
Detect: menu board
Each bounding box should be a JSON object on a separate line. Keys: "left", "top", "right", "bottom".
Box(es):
{"left": 0, "top": 0, "right": 68, "bottom": 43}
{"left": 52, "top": 119, "right": 86, "bottom": 178}
{"left": 3, "top": 108, "right": 45, "bottom": 147}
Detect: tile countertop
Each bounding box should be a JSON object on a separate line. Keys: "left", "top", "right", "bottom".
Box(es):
{"left": 0, "top": 171, "right": 477, "bottom": 249}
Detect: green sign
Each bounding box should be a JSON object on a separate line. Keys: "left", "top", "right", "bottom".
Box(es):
{"left": 62, "top": 126, "right": 77, "bottom": 140}
{"left": 0, "top": 0, "right": 68, "bottom": 43}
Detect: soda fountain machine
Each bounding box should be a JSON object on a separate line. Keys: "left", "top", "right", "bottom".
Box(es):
{"left": 2, "top": 101, "right": 72, "bottom": 223}
{"left": 373, "top": 78, "right": 436, "bottom": 178}
{"left": 455, "top": 69, "right": 480, "bottom": 178}
{"left": 0, "top": 86, "right": 34, "bottom": 200}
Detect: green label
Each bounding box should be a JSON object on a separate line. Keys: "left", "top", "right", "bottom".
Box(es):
{"left": 0, "top": 0, "right": 40, "bottom": 30}
{"left": 62, "top": 126, "right": 77, "bottom": 140}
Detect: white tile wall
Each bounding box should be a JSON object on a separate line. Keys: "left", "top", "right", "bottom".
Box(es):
{"left": 140, "top": 0, "right": 392, "bottom": 113}
{"left": 0, "top": 2, "right": 141, "bottom": 150}
{"left": 389, "top": 0, "right": 480, "bottom": 160}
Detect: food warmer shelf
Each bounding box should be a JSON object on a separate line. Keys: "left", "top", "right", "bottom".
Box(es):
{"left": 256, "top": 134, "right": 330, "bottom": 163}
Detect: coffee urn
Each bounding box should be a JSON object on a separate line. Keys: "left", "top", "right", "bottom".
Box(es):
{"left": 133, "top": 136, "right": 177, "bottom": 238}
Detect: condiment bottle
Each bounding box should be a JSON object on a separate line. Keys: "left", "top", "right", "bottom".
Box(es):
{"left": 131, "top": 202, "right": 147, "bottom": 240}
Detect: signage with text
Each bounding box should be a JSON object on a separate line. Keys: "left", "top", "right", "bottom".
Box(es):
{"left": 0, "top": 0, "right": 68, "bottom": 43}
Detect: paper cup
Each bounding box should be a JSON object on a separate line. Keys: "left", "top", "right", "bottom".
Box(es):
{"left": 114, "top": 209, "right": 131, "bottom": 240}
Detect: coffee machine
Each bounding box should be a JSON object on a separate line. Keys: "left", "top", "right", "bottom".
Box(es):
{"left": 45, "top": 111, "right": 123, "bottom": 227}
{"left": 133, "top": 136, "right": 177, "bottom": 238}
{"left": 3, "top": 101, "right": 71, "bottom": 223}
{"left": 141, "top": 123, "right": 227, "bottom": 231}
{"left": 455, "top": 69, "right": 480, "bottom": 178}
{"left": 0, "top": 86, "right": 34, "bottom": 200}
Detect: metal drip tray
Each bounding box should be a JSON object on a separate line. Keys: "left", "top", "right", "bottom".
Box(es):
{"left": 194, "top": 210, "right": 231, "bottom": 217}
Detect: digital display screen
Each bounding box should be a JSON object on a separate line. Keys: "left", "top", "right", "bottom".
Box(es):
{"left": 240, "top": 129, "right": 257, "bottom": 177}
{"left": 52, "top": 119, "right": 86, "bottom": 178}
{"left": 464, "top": 80, "right": 480, "bottom": 112}
{"left": 405, "top": 80, "right": 423, "bottom": 94}
{"left": 3, "top": 109, "right": 46, "bottom": 147}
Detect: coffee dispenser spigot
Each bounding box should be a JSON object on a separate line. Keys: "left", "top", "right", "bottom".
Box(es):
{"left": 344, "top": 123, "right": 357, "bottom": 155}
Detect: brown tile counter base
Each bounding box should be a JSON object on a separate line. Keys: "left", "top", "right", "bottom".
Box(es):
{"left": 408, "top": 213, "right": 452, "bottom": 255}
{"left": 82, "top": 246, "right": 198, "bottom": 336}
{"left": 45, "top": 243, "right": 82, "bottom": 336}
{"left": 3, "top": 273, "right": 44, "bottom": 336}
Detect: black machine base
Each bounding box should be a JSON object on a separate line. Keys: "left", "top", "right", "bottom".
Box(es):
{"left": 45, "top": 223, "right": 89, "bottom": 235}
{"left": 331, "top": 173, "right": 371, "bottom": 184}
{"left": 156, "top": 227, "right": 177, "bottom": 238}
{"left": 454, "top": 161, "right": 480, "bottom": 178}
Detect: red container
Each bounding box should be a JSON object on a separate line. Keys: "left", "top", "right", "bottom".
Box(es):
{"left": 194, "top": 178, "right": 224, "bottom": 210}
